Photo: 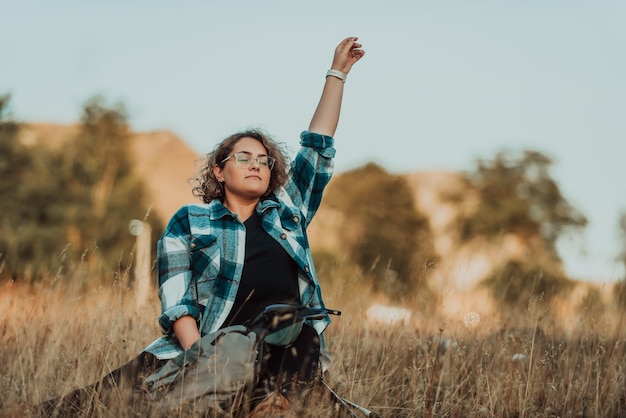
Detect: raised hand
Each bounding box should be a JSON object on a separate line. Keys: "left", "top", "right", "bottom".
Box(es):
{"left": 331, "top": 37, "right": 365, "bottom": 75}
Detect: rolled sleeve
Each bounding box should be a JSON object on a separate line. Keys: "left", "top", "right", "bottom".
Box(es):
{"left": 157, "top": 269, "right": 201, "bottom": 334}
{"left": 300, "top": 131, "right": 336, "bottom": 158}
{"left": 158, "top": 303, "right": 201, "bottom": 335}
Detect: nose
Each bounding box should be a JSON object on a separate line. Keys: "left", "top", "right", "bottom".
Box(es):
{"left": 249, "top": 158, "right": 261, "bottom": 170}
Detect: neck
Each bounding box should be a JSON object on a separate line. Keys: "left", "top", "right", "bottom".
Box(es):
{"left": 222, "top": 196, "right": 260, "bottom": 222}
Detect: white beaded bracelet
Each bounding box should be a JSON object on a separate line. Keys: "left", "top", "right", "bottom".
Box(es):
{"left": 326, "top": 69, "right": 346, "bottom": 83}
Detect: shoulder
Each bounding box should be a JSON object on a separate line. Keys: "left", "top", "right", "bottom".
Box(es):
{"left": 164, "top": 203, "right": 213, "bottom": 233}
{"left": 170, "top": 202, "right": 225, "bottom": 217}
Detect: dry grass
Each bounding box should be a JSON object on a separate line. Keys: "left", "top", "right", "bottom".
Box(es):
{"left": 1, "top": 267, "right": 625, "bottom": 418}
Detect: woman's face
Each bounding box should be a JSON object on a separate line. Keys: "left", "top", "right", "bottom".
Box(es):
{"left": 213, "top": 136, "right": 272, "bottom": 203}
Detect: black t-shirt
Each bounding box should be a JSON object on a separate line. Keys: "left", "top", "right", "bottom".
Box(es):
{"left": 224, "top": 211, "right": 300, "bottom": 326}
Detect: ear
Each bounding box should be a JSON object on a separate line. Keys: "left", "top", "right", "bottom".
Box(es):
{"left": 213, "top": 164, "right": 224, "bottom": 183}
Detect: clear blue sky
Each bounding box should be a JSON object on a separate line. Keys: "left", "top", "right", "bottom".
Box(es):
{"left": 3, "top": 1, "right": 625, "bottom": 282}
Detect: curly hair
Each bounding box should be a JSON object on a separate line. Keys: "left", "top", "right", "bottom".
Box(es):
{"left": 191, "top": 129, "right": 291, "bottom": 204}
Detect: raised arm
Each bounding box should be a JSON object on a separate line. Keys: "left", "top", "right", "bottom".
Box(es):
{"left": 308, "top": 37, "right": 365, "bottom": 137}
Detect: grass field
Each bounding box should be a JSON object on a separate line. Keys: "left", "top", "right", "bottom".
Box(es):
{"left": 1, "top": 266, "right": 625, "bottom": 417}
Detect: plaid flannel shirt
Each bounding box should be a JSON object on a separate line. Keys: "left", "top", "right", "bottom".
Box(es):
{"left": 143, "top": 130, "right": 336, "bottom": 369}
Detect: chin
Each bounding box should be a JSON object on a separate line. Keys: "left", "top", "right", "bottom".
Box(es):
{"left": 248, "top": 188, "right": 269, "bottom": 198}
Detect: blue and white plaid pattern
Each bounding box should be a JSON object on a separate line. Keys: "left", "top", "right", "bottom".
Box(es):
{"left": 143, "top": 131, "right": 336, "bottom": 369}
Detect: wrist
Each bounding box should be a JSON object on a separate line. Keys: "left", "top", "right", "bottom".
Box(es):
{"left": 326, "top": 69, "right": 346, "bottom": 83}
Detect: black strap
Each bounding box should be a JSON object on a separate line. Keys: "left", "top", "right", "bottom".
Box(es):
{"left": 250, "top": 304, "right": 341, "bottom": 336}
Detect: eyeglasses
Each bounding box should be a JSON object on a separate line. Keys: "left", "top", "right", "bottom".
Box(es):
{"left": 221, "top": 152, "right": 275, "bottom": 170}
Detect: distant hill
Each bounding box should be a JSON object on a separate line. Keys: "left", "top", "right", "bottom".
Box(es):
{"left": 131, "top": 130, "right": 200, "bottom": 221}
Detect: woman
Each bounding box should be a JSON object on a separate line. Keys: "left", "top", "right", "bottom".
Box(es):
{"left": 42, "top": 36, "right": 364, "bottom": 416}
{"left": 146, "top": 35, "right": 364, "bottom": 406}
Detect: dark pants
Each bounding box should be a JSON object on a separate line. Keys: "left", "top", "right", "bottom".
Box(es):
{"left": 258, "top": 324, "right": 321, "bottom": 399}
{"left": 40, "top": 351, "right": 166, "bottom": 417}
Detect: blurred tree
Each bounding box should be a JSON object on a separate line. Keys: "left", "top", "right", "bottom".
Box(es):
{"left": 0, "top": 95, "right": 161, "bottom": 281}
{"left": 618, "top": 211, "right": 626, "bottom": 275}
{"left": 481, "top": 260, "right": 572, "bottom": 313}
{"left": 577, "top": 287, "right": 605, "bottom": 319}
{"left": 0, "top": 95, "right": 67, "bottom": 276}
{"left": 323, "top": 163, "right": 437, "bottom": 300}
{"left": 0, "top": 94, "right": 27, "bottom": 274}
{"left": 460, "top": 150, "right": 587, "bottom": 261}
{"left": 59, "top": 96, "right": 159, "bottom": 272}
{"left": 462, "top": 150, "right": 586, "bottom": 307}
{"left": 614, "top": 210, "right": 626, "bottom": 309}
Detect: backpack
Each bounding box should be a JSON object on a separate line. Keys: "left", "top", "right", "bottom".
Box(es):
{"left": 142, "top": 323, "right": 258, "bottom": 413}
{"left": 141, "top": 305, "right": 329, "bottom": 413}
{"left": 141, "top": 304, "right": 379, "bottom": 417}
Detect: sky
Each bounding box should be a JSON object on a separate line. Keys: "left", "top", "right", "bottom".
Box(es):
{"left": 2, "top": 1, "right": 625, "bottom": 283}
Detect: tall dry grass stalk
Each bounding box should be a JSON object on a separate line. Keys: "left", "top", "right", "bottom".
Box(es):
{"left": 1, "top": 263, "right": 625, "bottom": 417}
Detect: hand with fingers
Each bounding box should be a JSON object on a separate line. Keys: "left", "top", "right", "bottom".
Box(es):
{"left": 331, "top": 36, "right": 366, "bottom": 75}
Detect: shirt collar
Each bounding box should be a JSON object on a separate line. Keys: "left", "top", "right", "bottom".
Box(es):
{"left": 207, "top": 195, "right": 280, "bottom": 220}
{"left": 207, "top": 200, "right": 236, "bottom": 221}
{"left": 257, "top": 193, "right": 281, "bottom": 213}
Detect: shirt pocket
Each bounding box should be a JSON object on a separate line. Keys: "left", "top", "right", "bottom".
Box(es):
{"left": 190, "top": 235, "right": 220, "bottom": 306}
{"left": 279, "top": 207, "right": 303, "bottom": 232}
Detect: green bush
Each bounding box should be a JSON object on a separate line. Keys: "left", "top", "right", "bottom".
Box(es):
{"left": 324, "top": 163, "right": 437, "bottom": 300}
{"left": 481, "top": 260, "right": 573, "bottom": 313}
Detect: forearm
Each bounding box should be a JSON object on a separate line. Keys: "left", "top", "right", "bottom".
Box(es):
{"left": 308, "top": 76, "right": 344, "bottom": 137}
{"left": 173, "top": 315, "right": 201, "bottom": 350}
{"left": 307, "top": 37, "right": 364, "bottom": 138}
